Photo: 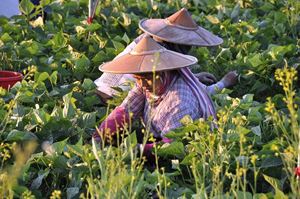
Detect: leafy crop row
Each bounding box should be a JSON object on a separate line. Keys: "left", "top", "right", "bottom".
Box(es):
{"left": 0, "top": 0, "right": 299, "bottom": 198}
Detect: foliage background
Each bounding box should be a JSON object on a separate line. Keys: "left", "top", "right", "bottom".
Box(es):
{"left": 0, "top": 0, "right": 299, "bottom": 198}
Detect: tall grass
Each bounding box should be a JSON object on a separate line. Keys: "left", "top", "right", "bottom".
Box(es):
{"left": 265, "top": 62, "right": 300, "bottom": 197}
{"left": 0, "top": 142, "right": 37, "bottom": 199}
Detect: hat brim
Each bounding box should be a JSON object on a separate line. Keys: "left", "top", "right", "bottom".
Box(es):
{"left": 139, "top": 19, "right": 223, "bottom": 47}
{"left": 99, "top": 50, "right": 198, "bottom": 74}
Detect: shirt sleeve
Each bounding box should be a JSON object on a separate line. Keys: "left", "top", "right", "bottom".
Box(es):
{"left": 204, "top": 81, "right": 225, "bottom": 95}
{"left": 93, "top": 106, "right": 130, "bottom": 141}
{"left": 93, "top": 85, "right": 145, "bottom": 141}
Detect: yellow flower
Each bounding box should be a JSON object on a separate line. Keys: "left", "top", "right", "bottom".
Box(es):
{"left": 21, "top": 190, "right": 36, "bottom": 199}
{"left": 250, "top": 154, "right": 258, "bottom": 165}
{"left": 270, "top": 144, "right": 279, "bottom": 151}
{"left": 265, "top": 97, "right": 275, "bottom": 114}
{"left": 50, "top": 190, "right": 61, "bottom": 199}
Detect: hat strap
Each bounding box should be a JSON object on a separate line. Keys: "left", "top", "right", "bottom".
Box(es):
{"left": 164, "top": 19, "right": 198, "bottom": 30}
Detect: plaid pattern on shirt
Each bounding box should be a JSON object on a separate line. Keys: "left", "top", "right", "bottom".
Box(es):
{"left": 120, "top": 74, "right": 206, "bottom": 138}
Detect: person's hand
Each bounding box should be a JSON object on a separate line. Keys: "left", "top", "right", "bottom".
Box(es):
{"left": 194, "top": 72, "right": 217, "bottom": 85}
{"left": 221, "top": 71, "right": 238, "bottom": 88}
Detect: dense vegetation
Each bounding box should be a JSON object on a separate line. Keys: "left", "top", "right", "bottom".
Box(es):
{"left": 0, "top": 0, "right": 299, "bottom": 198}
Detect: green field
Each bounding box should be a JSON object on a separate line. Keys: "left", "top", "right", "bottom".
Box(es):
{"left": 0, "top": 0, "right": 300, "bottom": 198}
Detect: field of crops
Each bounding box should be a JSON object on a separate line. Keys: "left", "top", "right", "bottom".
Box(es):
{"left": 0, "top": 0, "right": 300, "bottom": 198}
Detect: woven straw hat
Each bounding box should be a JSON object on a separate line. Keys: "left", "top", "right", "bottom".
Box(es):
{"left": 99, "top": 36, "right": 198, "bottom": 74}
{"left": 139, "top": 8, "right": 223, "bottom": 47}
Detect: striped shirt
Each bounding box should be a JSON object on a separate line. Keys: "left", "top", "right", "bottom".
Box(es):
{"left": 120, "top": 73, "right": 209, "bottom": 137}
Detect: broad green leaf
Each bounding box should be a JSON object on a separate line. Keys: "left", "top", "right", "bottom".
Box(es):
{"left": 236, "top": 126, "right": 251, "bottom": 135}
{"left": 124, "top": 132, "right": 137, "bottom": 148}
{"left": 250, "top": 81, "right": 268, "bottom": 94}
{"left": 63, "top": 92, "right": 76, "bottom": 118}
{"left": 274, "top": 191, "right": 288, "bottom": 199}
{"left": 226, "top": 132, "right": 240, "bottom": 142}
{"left": 261, "top": 157, "right": 282, "bottom": 168}
{"left": 37, "top": 72, "right": 49, "bottom": 83}
{"left": 157, "top": 141, "right": 185, "bottom": 157}
{"left": 82, "top": 78, "right": 96, "bottom": 90}
{"left": 122, "top": 33, "right": 130, "bottom": 44}
{"left": 165, "top": 124, "right": 198, "bottom": 139}
{"left": 263, "top": 174, "right": 287, "bottom": 199}
{"left": 248, "top": 107, "right": 262, "bottom": 123}
{"left": 67, "top": 187, "right": 79, "bottom": 199}
{"left": 67, "top": 144, "right": 83, "bottom": 157}
{"left": 248, "top": 54, "right": 263, "bottom": 68}
{"left": 50, "top": 71, "right": 58, "bottom": 85}
{"left": 231, "top": 3, "right": 240, "bottom": 20}
{"left": 30, "top": 169, "right": 50, "bottom": 190}
{"left": 74, "top": 56, "right": 90, "bottom": 73}
{"left": 5, "top": 130, "right": 37, "bottom": 142}
{"left": 235, "top": 191, "right": 252, "bottom": 199}
{"left": 33, "top": 109, "right": 51, "bottom": 125}
{"left": 92, "top": 51, "right": 108, "bottom": 64}
{"left": 26, "top": 41, "right": 41, "bottom": 55}
{"left": 86, "top": 23, "right": 101, "bottom": 31}
{"left": 253, "top": 193, "right": 268, "bottom": 199}
{"left": 80, "top": 112, "right": 96, "bottom": 128}
{"left": 12, "top": 185, "right": 28, "bottom": 198}
{"left": 51, "top": 32, "right": 67, "bottom": 50}
{"left": 242, "top": 94, "right": 254, "bottom": 103}
{"left": 260, "top": 2, "right": 275, "bottom": 12}
{"left": 274, "top": 11, "right": 287, "bottom": 24}
{"left": 18, "top": 90, "right": 35, "bottom": 103}
{"left": 52, "top": 138, "right": 69, "bottom": 154}
{"left": 112, "top": 40, "right": 125, "bottom": 53}
{"left": 40, "top": 0, "right": 51, "bottom": 7}
{"left": 251, "top": 125, "right": 261, "bottom": 136}
{"left": 1, "top": 33, "right": 13, "bottom": 43}
{"left": 19, "top": 0, "right": 35, "bottom": 15}
{"left": 180, "top": 152, "right": 197, "bottom": 165}
{"left": 267, "top": 44, "right": 295, "bottom": 61}
{"left": 52, "top": 155, "right": 68, "bottom": 169}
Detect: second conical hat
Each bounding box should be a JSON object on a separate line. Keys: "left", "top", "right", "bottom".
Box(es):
{"left": 99, "top": 36, "right": 198, "bottom": 74}
{"left": 139, "top": 8, "right": 223, "bottom": 47}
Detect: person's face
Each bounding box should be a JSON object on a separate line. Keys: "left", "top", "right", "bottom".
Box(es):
{"left": 133, "top": 73, "right": 162, "bottom": 93}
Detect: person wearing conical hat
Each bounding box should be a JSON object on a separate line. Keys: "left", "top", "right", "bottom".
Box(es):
{"left": 95, "top": 8, "right": 238, "bottom": 102}
{"left": 93, "top": 36, "right": 218, "bottom": 157}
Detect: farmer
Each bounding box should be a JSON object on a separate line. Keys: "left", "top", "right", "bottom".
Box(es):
{"left": 95, "top": 8, "right": 238, "bottom": 103}
{"left": 93, "top": 36, "right": 217, "bottom": 156}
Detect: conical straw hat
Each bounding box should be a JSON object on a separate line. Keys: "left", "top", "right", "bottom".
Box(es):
{"left": 139, "top": 8, "right": 223, "bottom": 47}
{"left": 99, "top": 36, "right": 198, "bottom": 74}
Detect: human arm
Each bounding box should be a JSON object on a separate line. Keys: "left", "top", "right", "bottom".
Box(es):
{"left": 196, "top": 71, "right": 238, "bottom": 95}
{"left": 93, "top": 85, "right": 145, "bottom": 142}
